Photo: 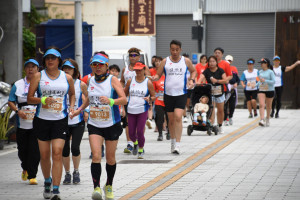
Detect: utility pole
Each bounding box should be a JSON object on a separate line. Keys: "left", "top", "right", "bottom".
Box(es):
{"left": 75, "top": 1, "right": 83, "bottom": 75}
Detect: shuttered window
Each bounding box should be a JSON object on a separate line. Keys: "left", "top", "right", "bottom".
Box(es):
{"left": 156, "top": 15, "right": 198, "bottom": 58}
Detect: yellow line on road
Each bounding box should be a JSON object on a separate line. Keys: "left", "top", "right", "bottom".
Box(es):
{"left": 120, "top": 118, "right": 259, "bottom": 200}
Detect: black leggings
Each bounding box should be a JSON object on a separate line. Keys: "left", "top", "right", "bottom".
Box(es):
{"left": 154, "top": 105, "right": 169, "bottom": 136}
{"left": 63, "top": 121, "right": 85, "bottom": 157}
{"left": 272, "top": 86, "right": 283, "bottom": 114}
{"left": 224, "top": 90, "right": 237, "bottom": 120}
{"left": 16, "top": 128, "right": 40, "bottom": 179}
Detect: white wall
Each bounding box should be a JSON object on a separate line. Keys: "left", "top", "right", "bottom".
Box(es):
{"left": 82, "top": 0, "right": 128, "bottom": 37}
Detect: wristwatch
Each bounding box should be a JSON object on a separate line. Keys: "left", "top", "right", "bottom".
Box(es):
{"left": 15, "top": 109, "right": 18, "bottom": 114}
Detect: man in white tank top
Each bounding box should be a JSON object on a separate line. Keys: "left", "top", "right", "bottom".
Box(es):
{"left": 152, "top": 40, "right": 196, "bottom": 154}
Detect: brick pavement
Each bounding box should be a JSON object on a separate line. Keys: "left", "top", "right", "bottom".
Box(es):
{"left": 0, "top": 109, "right": 299, "bottom": 200}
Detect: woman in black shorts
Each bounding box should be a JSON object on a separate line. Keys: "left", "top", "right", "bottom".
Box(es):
{"left": 240, "top": 58, "right": 259, "bottom": 118}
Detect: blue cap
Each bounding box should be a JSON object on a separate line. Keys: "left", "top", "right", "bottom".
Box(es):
{"left": 24, "top": 59, "right": 39, "bottom": 68}
{"left": 273, "top": 56, "right": 280, "bottom": 60}
{"left": 44, "top": 49, "right": 61, "bottom": 58}
{"left": 90, "top": 54, "right": 109, "bottom": 65}
{"left": 247, "top": 60, "right": 254, "bottom": 64}
{"left": 62, "top": 60, "right": 75, "bottom": 69}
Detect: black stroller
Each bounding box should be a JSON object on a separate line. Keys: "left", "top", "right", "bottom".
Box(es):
{"left": 187, "top": 84, "right": 218, "bottom": 136}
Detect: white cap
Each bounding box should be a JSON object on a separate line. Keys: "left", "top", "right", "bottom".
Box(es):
{"left": 225, "top": 55, "right": 233, "bottom": 62}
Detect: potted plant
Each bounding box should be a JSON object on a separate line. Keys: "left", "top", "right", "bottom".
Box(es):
{"left": 0, "top": 106, "right": 13, "bottom": 150}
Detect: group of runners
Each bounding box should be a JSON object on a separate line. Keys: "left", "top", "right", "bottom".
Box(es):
{"left": 8, "top": 39, "right": 300, "bottom": 200}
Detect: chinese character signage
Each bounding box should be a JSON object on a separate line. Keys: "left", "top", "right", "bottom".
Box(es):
{"left": 129, "top": 0, "right": 155, "bottom": 35}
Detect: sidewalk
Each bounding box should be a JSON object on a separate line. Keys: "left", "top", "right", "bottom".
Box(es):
{"left": 0, "top": 109, "right": 299, "bottom": 200}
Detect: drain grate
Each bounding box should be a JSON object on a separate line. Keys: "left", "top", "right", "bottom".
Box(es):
{"left": 118, "top": 160, "right": 171, "bottom": 164}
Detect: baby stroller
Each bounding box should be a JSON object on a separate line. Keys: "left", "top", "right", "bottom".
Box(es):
{"left": 187, "top": 84, "right": 218, "bottom": 136}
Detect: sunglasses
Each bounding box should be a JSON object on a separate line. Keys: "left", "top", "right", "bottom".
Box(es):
{"left": 45, "top": 55, "right": 58, "bottom": 61}
{"left": 92, "top": 63, "right": 106, "bottom": 67}
{"left": 129, "top": 54, "right": 140, "bottom": 57}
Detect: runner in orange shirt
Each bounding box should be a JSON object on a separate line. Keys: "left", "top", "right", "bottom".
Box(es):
{"left": 153, "top": 73, "right": 170, "bottom": 141}
{"left": 194, "top": 54, "right": 207, "bottom": 82}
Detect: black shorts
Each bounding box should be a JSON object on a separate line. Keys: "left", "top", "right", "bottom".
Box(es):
{"left": 87, "top": 122, "right": 123, "bottom": 141}
{"left": 258, "top": 91, "right": 275, "bottom": 98}
{"left": 187, "top": 89, "right": 193, "bottom": 99}
{"left": 244, "top": 90, "right": 258, "bottom": 101}
{"left": 33, "top": 117, "right": 68, "bottom": 141}
{"left": 164, "top": 93, "right": 187, "bottom": 112}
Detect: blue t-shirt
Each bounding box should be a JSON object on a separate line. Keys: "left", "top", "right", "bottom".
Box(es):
{"left": 257, "top": 69, "right": 275, "bottom": 91}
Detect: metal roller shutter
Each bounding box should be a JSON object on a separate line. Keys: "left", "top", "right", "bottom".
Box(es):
{"left": 206, "top": 13, "right": 275, "bottom": 100}
{"left": 156, "top": 15, "right": 198, "bottom": 58}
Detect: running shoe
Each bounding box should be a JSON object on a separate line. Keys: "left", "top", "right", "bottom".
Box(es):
{"left": 138, "top": 150, "right": 144, "bottom": 159}
{"left": 166, "top": 132, "right": 170, "bottom": 140}
{"left": 50, "top": 189, "right": 61, "bottom": 200}
{"left": 224, "top": 120, "right": 229, "bottom": 126}
{"left": 202, "top": 121, "right": 207, "bottom": 126}
{"left": 29, "top": 178, "right": 38, "bottom": 185}
{"left": 192, "top": 121, "right": 199, "bottom": 126}
{"left": 266, "top": 118, "right": 270, "bottom": 127}
{"left": 171, "top": 143, "right": 175, "bottom": 153}
{"left": 259, "top": 120, "right": 265, "bottom": 127}
{"left": 73, "top": 171, "right": 80, "bottom": 184}
{"left": 248, "top": 113, "right": 253, "bottom": 118}
{"left": 103, "top": 185, "right": 114, "bottom": 200}
{"left": 92, "top": 187, "right": 103, "bottom": 200}
{"left": 146, "top": 120, "right": 152, "bottom": 129}
{"left": 183, "top": 116, "right": 188, "bottom": 123}
{"left": 22, "top": 170, "right": 28, "bottom": 181}
{"left": 173, "top": 146, "right": 180, "bottom": 154}
{"left": 157, "top": 135, "right": 163, "bottom": 141}
{"left": 124, "top": 144, "right": 133, "bottom": 153}
{"left": 229, "top": 118, "right": 233, "bottom": 125}
{"left": 219, "top": 126, "right": 224, "bottom": 134}
{"left": 43, "top": 180, "right": 52, "bottom": 199}
{"left": 132, "top": 144, "right": 138, "bottom": 155}
{"left": 275, "top": 113, "right": 279, "bottom": 118}
{"left": 254, "top": 110, "right": 258, "bottom": 117}
{"left": 63, "top": 173, "right": 71, "bottom": 185}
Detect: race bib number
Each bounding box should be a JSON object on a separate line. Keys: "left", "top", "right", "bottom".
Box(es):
{"left": 42, "top": 97, "right": 63, "bottom": 113}
{"left": 250, "top": 81, "right": 256, "bottom": 89}
{"left": 259, "top": 83, "right": 269, "bottom": 91}
{"left": 21, "top": 107, "right": 36, "bottom": 122}
{"left": 90, "top": 105, "right": 111, "bottom": 121}
{"left": 211, "top": 85, "right": 222, "bottom": 96}
{"left": 157, "top": 91, "right": 164, "bottom": 101}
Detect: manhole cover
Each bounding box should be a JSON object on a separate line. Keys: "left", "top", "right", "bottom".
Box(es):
{"left": 118, "top": 160, "right": 171, "bottom": 164}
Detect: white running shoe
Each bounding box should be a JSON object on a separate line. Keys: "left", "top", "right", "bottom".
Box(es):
{"left": 224, "top": 120, "right": 229, "bottom": 126}
{"left": 266, "top": 118, "right": 270, "bottom": 127}
{"left": 219, "top": 126, "right": 224, "bottom": 134}
{"left": 173, "top": 146, "right": 180, "bottom": 154}
{"left": 171, "top": 143, "right": 175, "bottom": 153}
{"left": 259, "top": 120, "right": 265, "bottom": 127}
{"left": 229, "top": 118, "right": 233, "bottom": 125}
{"left": 183, "top": 117, "right": 188, "bottom": 123}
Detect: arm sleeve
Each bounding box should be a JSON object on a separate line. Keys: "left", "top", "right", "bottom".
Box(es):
{"left": 265, "top": 71, "right": 276, "bottom": 85}
{"left": 240, "top": 72, "right": 246, "bottom": 82}
{"left": 8, "top": 84, "right": 17, "bottom": 102}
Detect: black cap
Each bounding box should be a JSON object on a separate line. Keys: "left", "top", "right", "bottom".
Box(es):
{"left": 258, "top": 58, "right": 270, "bottom": 64}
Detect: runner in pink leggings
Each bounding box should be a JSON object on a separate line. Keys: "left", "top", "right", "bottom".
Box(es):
{"left": 124, "top": 62, "right": 156, "bottom": 159}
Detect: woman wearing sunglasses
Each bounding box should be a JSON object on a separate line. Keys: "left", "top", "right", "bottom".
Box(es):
{"left": 27, "top": 47, "right": 75, "bottom": 200}
{"left": 78, "top": 53, "right": 127, "bottom": 200}
{"left": 257, "top": 58, "right": 275, "bottom": 127}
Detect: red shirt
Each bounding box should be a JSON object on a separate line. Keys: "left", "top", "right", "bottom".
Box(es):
{"left": 230, "top": 66, "right": 238, "bottom": 75}
{"left": 149, "top": 68, "right": 157, "bottom": 76}
{"left": 81, "top": 73, "right": 93, "bottom": 84}
{"left": 153, "top": 75, "right": 165, "bottom": 107}
{"left": 195, "top": 63, "right": 206, "bottom": 81}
